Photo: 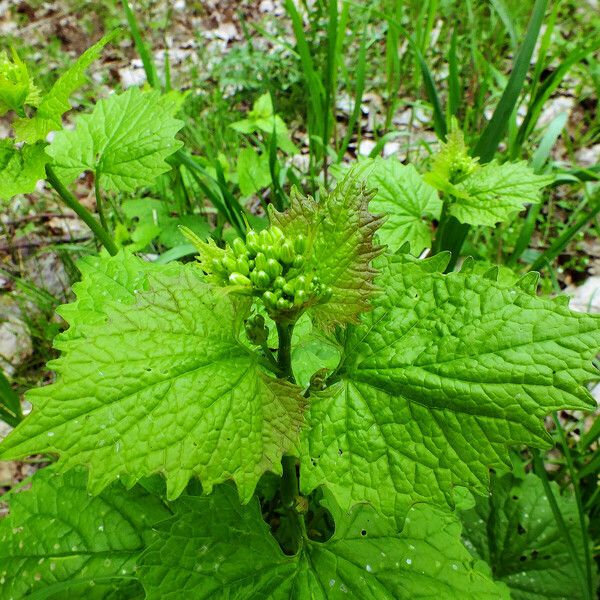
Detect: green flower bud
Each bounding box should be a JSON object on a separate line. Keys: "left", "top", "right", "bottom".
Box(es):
{"left": 229, "top": 272, "right": 252, "bottom": 287}
{"left": 274, "top": 276, "right": 286, "bottom": 289}
{"left": 255, "top": 252, "right": 268, "bottom": 272}
{"left": 270, "top": 226, "right": 284, "bottom": 241}
{"left": 266, "top": 258, "right": 283, "bottom": 279}
{"left": 221, "top": 256, "right": 238, "bottom": 273}
{"left": 245, "top": 314, "right": 268, "bottom": 345}
{"left": 259, "top": 229, "right": 272, "bottom": 247}
{"left": 256, "top": 270, "right": 271, "bottom": 288}
{"left": 294, "top": 234, "right": 307, "bottom": 255}
{"left": 277, "top": 297, "right": 292, "bottom": 311}
{"left": 211, "top": 258, "right": 226, "bottom": 274}
{"left": 263, "top": 291, "right": 278, "bottom": 307}
{"left": 246, "top": 230, "right": 260, "bottom": 254}
{"left": 278, "top": 241, "right": 295, "bottom": 264}
{"left": 294, "top": 289, "right": 306, "bottom": 305}
{"left": 263, "top": 245, "right": 279, "bottom": 261}
{"left": 236, "top": 257, "right": 250, "bottom": 276}
{"left": 283, "top": 281, "right": 295, "bottom": 296}
{"left": 295, "top": 275, "right": 306, "bottom": 290}
{"left": 232, "top": 238, "right": 247, "bottom": 257}
{"left": 292, "top": 255, "right": 304, "bottom": 269}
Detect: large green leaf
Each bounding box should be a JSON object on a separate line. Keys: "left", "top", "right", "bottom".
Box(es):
{"left": 300, "top": 252, "right": 600, "bottom": 525}
{"left": 461, "top": 472, "right": 597, "bottom": 600}
{"left": 270, "top": 168, "right": 384, "bottom": 329}
{"left": 139, "top": 484, "right": 507, "bottom": 599}
{"left": 45, "top": 87, "right": 183, "bottom": 192}
{"left": 0, "top": 253, "right": 305, "bottom": 501}
{"left": 449, "top": 160, "right": 553, "bottom": 226}
{"left": 0, "top": 139, "right": 48, "bottom": 201}
{"left": 13, "top": 33, "right": 115, "bottom": 143}
{"left": 363, "top": 157, "right": 441, "bottom": 254}
{"left": 0, "top": 467, "right": 170, "bottom": 600}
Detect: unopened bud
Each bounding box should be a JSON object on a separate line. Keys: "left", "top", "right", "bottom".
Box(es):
{"left": 232, "top": 238, "right": 247, "bottom": 257}
{"left": 245, "top": 314, "right": 268, "bottom": 345}
{"left": 274, "top": 276, "right": 286, "bottom": 289}
{"left": 236, "top": 257, "right": 250, "bottom": 276}
{"left": 256, "top": 270, "right": 271, "bottom": 288}
{"left": 266, "top": 258, "right": 283, "bottom": 279}
{"left": 277, "top": 297, "right": 292, "bottom": 311}
{"left": 292, "top": 255, "right": 304, "bottom": 269}
{"left": 246, "top": 230, "right": 260, "bottom": 254}
{"left": 255, "top": 252, "right": 268, "bottom": 272}
{"left": 229, "top": 272, "right": 252, "bottom": 287}
{"left": 222, "top": 256, "right": 238, "bottom": 273}
{"left": 263, "top": 291, "right": 278, "bottom": 307}
{"left": 259, "top": 229, "right": 272, "bottom": 247}
{"left": 279, "top": 241, "right": 295, "bottom": 264}
{"left": 270, "top": 226, "right": 284, "bottom": 241}
{"left": 294, "top": 234, "right": 307, "bottom": 255}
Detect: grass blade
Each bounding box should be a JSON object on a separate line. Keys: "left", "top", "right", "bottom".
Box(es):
{"left": 121, "top": 0, "right": 160, "bottom": 89}
{"left": 514, "top": 40, "right": 600, "bottom": 154}
{"left": 448, "top": 29, "right": 460, "bottom": 118}
{"left": 473, "top": 0, "right": 548, "bottom": 161}
{"left": 529, "top": 189, "right": 600, "bottom": 272}
{"left": 508, "top": 112, "right": 568, "bottom": 265}
{"left": 322, "top": 0, "right": 339, "bottom": 181}
{"left": 338, "top": 16, "right": 369, "bottom": 161}
{"left": 284, "top": 0, "right": 325, "bottom": 161}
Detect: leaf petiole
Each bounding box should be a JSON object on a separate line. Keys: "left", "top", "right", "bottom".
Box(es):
{"left": 45, "top": 164, "right": 118, "bottom": 256}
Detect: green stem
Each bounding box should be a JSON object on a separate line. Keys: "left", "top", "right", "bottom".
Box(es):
{"left": 94, "top": 176, "right": 109, "bottom": 234}
{"left": 552, "top": 413, "right": 594, "bottom": 597}
{"left": 260, "top": 341, "right": 280, "bottom": 372}
{"left": 280, "top": 454, "right": 306, "bottom": 550}
{"left": 45, "top": 165, "right": 118, "bottom": 256}
{"left": 276, "top": 322, "right": 295, "bottom": 383}
{"left": 532, "top": 448, "right": 591, "bottom": 600}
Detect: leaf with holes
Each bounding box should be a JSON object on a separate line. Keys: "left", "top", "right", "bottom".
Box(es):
{"left": 0, "top": 252, "right": 306, "bottom": 501}
{"left": 139, "top": 484, "right": 507, "bottom": 599}
{"left": 461, "top": 472, "right": 597, "bottom": 600}
{"left": 0, "top": 467, "right": 170, "bottom": 600}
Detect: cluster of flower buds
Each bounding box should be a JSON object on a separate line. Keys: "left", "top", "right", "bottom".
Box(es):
{"left": 211, "top": 226, "right": 332, "bottom": 316}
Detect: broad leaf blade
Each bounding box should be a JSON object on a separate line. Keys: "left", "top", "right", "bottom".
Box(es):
{"left": 0, "top": 467, "right": 170, "bottom": 600}
{"left": 270, "top": 168, "right": 384, "bottom": 329}
{"left": 461, "top": 472, "right": 597, "bottom": 600}
{"left": 450, "top": 160, "right": 553, "bottom": 226}
{"left": 366, "top": 157, "right": 441, "bottom": 254}
{"left": 0, "top": 253, "right": 306, "bottom": 501}
{"left": 301, "top": 252, "right": 600, "bottom": 525}
{"left": 0, "top": 139, "right": 48, "bottom": 201}
{"left": 46, "top": 87, "right": 183, "bottom": 192}
{"left": 13, "top": 33, "right": 115, "bottom": 143}
{"left": 139, "top": 485, "right": 507, "bottom": 599}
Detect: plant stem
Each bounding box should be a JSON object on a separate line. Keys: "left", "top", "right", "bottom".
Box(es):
{"left": 276, "top": 321, "right": 295, "bottom": 383}
{"left": 280, "top": 454, "right": 306, "bottom": 550}
{"left": 45, "top": 165, "right": 118, "bottom": 256}
{"left": 94, "top": 176, "right": 109, "bottom": 234}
